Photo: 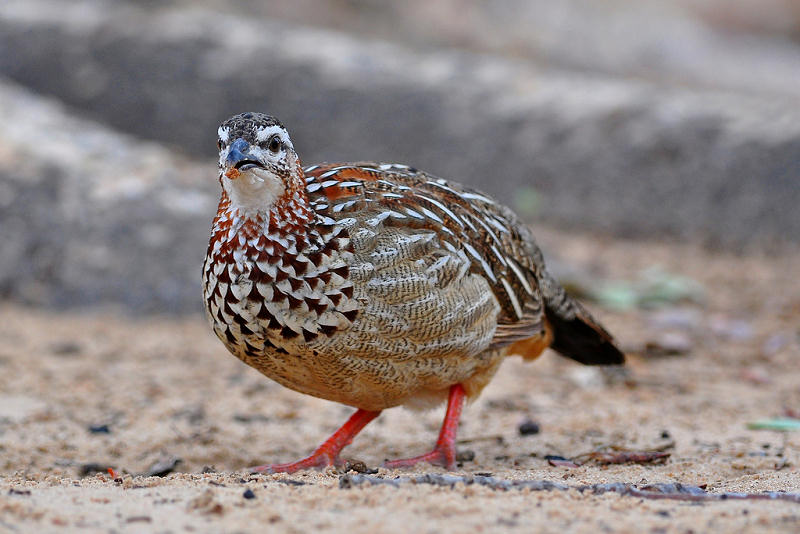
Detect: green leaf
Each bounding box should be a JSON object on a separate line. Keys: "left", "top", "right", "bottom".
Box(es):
{"left": 747, "top": 418, "right": 800, "bottom": 431}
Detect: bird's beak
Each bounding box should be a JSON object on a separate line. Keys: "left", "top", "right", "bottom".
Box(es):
{"left": 224, "top": 138, "right": 263, "bottom": 179}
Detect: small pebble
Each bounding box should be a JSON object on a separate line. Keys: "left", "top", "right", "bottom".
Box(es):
{"left": 518, "top": 420, "right": 540, "bottom": 436}
{"left": 243, "top": 489, "right": 256, "bottom": 500}
{"left": 126, "top": 516, "right": 151, "bottom": 523}
{"left": 146, "top": 457, "right": 182, "bottom": 477}
{"left": 88, "top": 424, "right": 110, "bottom": 434}
{"left": 456, "top": 450, "right": 475, "bottom": 462}
{"left": 344, "top": 460, "right": 377, "bottom": 474}
{"left": 51, "top": 342, "right": 82, "bottom": 356}
{"left": 545, "top": 455, "right": 580, "bottom": 468}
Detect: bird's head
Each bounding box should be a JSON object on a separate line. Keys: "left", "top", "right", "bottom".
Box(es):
{"left": 216, "top": 112, "right": 301, "bottom": 211}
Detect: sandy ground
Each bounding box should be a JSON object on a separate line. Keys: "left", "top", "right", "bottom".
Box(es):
{"left": 1, "top": 229, "right": 799, "bottom": 533}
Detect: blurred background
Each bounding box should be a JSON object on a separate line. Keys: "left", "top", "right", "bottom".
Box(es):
{"left": 0, "top": 0, "right": 799, "bottom": 314}
{"left": 1, "top": 4, "right": 800, "bottom": 520}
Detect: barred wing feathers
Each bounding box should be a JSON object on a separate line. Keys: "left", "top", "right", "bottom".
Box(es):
{"left": 304, "top": 162, "right": 623, "bottom": 366}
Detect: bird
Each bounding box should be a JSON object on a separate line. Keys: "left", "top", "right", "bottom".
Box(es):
{"left": 202, "top": 112, "right": 624, "bottom": 473}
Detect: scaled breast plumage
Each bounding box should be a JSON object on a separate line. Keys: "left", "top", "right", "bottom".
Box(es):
{"left": 201, "top": 161, "right": 552, "bottom": 409}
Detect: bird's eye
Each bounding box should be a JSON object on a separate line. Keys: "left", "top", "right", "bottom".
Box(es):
{"left": 268, "top": 135, "right": 282, "bottom": 153}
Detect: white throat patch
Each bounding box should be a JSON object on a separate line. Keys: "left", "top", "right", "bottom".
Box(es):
{"left": 225, "top": 168, "right": 286, "bottom": 212}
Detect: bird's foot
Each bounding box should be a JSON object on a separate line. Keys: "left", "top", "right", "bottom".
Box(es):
{"left": 384, "top": 384, "right": 466, "bottom": 471}
{"left": 250, "top": 452, "right": 337, "bottom": 474}
{"left": 247, "top": 408, "right": 380, "bottom": 475}
{"left": 383, "top": 445, "right": 456, "bottom": 470}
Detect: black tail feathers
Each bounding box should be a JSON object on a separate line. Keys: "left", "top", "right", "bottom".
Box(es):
{"left": 545, "top": 304, "right": 625, "bottom": 366}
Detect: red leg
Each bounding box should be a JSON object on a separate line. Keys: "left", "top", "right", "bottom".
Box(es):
{"left": 251, "top": 408, "right": 380, "bottom": 474}
{"left": 384, "top": 384, "right": 466, "bottom": 470}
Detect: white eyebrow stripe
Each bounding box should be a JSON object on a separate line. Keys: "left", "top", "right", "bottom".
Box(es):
{"left": 217, "top": 126, "right": 230, "bottom": 143}
{"left": 255, "top": 124, "right": 286, "bottom": 140}
{"left": 255, "top": 125, "right": 294, "bottom": 151}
